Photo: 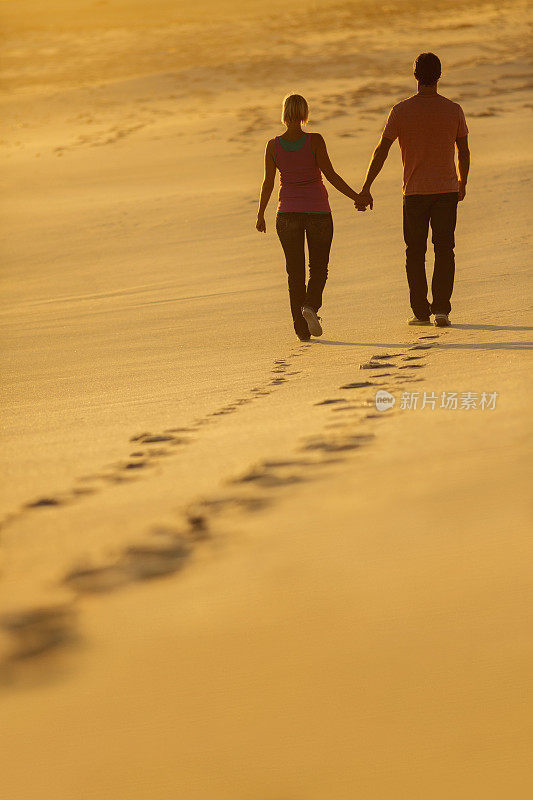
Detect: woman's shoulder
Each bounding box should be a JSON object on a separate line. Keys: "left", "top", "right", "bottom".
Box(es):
{"left": 308, "top": 132, "right": 325, "bottom": 152}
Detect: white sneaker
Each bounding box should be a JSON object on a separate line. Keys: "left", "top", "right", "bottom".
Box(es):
{"left": 302, "top": 306, "right": 323, "bottom": 336}
{"left": 434, "top": 313, "right": 451, "bottom": 327}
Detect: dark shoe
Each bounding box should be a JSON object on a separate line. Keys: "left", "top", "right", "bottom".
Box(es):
{"left": 302, "top": 306, "right": 323, "bottom": 336}
{"left": 407, "top": 316, "right": 432, "bottom": 326}
{"left": 294, "top": 318, "right": 311, "bottom": 341}
{"left": 434, "top": 313, "right": 451, "bottom": 327}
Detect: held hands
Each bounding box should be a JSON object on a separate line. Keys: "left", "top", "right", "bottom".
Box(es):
{"left": 354, "top": 189, "right": 373, "bottom": 212}
{"left": 256, "top": 214, "right": 266, "bottom": 233}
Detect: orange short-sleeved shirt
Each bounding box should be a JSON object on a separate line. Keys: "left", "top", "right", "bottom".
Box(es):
{"left": 383, "top": 93, "right": 468, "bottom": 195}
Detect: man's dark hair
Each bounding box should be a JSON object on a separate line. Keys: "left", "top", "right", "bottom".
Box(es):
{"left": 414, "top": 52, "right": 441, "bottom": 85}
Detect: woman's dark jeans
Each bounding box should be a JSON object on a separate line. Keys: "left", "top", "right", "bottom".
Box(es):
{"left": 403, "top": 192, "right": 458, "bottom": 318}
{"left": 276, "top": 211, "right": 333, "bottom": 336}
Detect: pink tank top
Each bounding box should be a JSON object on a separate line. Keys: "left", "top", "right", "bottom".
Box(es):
{"left": 275, "top": 133, "right": 331, "bottom": 213}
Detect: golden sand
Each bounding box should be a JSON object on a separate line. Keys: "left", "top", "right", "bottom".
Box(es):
{"left": 1, "top": 1, "right": 532, "bottom": 797}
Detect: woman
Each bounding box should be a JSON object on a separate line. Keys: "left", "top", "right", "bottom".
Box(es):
{"left": 256, "top": 93, "right": 360, "bottom": 341}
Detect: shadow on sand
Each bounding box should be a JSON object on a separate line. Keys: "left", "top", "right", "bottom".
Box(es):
{"left": 448, "top": 324, "right": 533, "bottom": 332}
{"left": 313, "top": 324, "right": 533, "bottom": 351}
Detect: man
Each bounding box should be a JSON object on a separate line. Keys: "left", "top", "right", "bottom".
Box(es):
{"left": 357, "top": 52, "right": 470, "bottom": 327}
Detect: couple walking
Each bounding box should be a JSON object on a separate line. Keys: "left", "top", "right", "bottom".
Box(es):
{"left": 256, "top": 52, "right": 470, "bottom": 341}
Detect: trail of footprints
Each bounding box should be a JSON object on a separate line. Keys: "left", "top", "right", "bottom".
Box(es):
{"left": 0, "top": 350, "right": 309, "bottom": 532}
{"left": 0, "top": 333, "right": 442, "bottom": 676}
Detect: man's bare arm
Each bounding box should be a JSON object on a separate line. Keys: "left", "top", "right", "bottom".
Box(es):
{"left": 456, "top": 135, "right": 470, "bottom": 201}
{"left": 356, "top": 135, "right": 394, "bottom": 210}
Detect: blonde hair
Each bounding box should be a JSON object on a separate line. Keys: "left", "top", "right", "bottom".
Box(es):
{"left": 281, "top": 94, "right": 309, "bottom": 125}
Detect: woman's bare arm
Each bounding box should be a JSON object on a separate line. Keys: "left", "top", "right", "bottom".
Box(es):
{"left": 256, "top": 140, "right": 276, "bottom": 232}
{"left": 313, "top": 134, "right": 359, "bottom": 202}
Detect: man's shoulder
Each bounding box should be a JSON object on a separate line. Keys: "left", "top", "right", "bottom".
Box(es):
{"left": 436, "top": 93, "right": 464, "bottom": 111}
{"left": 390, "top": 94, "right": 419, "bottom": 114}
{"left": 390, "top": 96, "right": 408, "bottom": 112}
{"left": 392, "top": 93, "right": 465, "bottom": 115}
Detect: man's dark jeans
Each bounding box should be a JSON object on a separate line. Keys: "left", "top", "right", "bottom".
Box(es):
{"left": 276, "top": 212, "right": 333, "bottom": 336}
{"left": 403, "top": 192, "right": 459, "bottom": 318}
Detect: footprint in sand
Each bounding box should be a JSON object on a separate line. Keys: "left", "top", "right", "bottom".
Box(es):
{"left": 197, "top": 494, "right": 271, "bottom": 515}
{"left": 231, "top": 466, "right": 304, "bottom": 488}
{"left": 63, "top": 563, "right": 130, "bottom": 594}
{"left": 130, "top": 433, "right": 185, "bottom": 444}
{"left": 64, "top": 537, "right": 192, "bottom": 595}
{"left": 103, "top": 474, "right": 134, "bottom": 484}
{"left": 183, "top": 510, "right": 211, "bottom": 538}
{"left": 228, "top": 455, "right": 335, "bottom": 493}
{"left": 120, "top": 451, "right": 170, "bottom": 469}
{"left": 122, "top": 541, "right": 191, "bottom": 581}
{"left": 315, "top": 398, "right": 348, "bottom": 405}
{"left": 25, "top": 497, "right": 62, "bottom": 509}
{"left": 212, "top": 402, "right": 242, "bottom": 415}
{"left": 340, "top": 381, "right": 375, "bottom": 389}
{"left": 360, "top": 361, "right": 396, "bottom": 370}
{"left": 261, "top": 458, "right": 314, "bottom": 468}
{"left": 1, "top": 605, "right": 77, "bottom": 661}
{"left": 302, "top": 434, "right": 374, "bottom": 453}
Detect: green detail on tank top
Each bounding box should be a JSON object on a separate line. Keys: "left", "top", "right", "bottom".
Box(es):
{"left": 278, "top": 133, "right": 307, "bottom": 151}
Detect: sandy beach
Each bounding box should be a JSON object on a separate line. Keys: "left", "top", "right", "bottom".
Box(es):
{"left": 1, "top": 1, "right": 532, "bottom": 797}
